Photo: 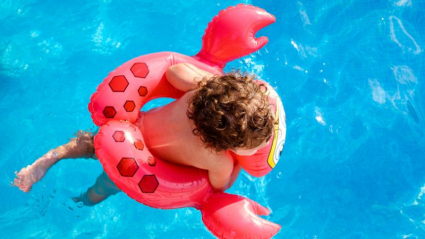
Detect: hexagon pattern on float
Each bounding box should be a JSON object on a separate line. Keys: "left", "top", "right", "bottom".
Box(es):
{"left": 112, "top": 131, "right": 125, "bottom": 142}
{"left": 124, "top": 101, "right": 136, "bottom": 112}
{"left": 138, "top": 86, "right": 148, "bottom": 97}
{"left": 103, "top": 106, "right": 117, "bottom": 118}
{"left": 147, "top": 157, "right": 156, "bottom": 166}
{"left": 134, "top": 139, "right": 144, "bottom": 150}
{"left": 139, "top": 175, "right": 159, "bottom": 193}
{"left": 109, "top": 75, "right": 129, "bottom": 92}
{"left": 117, "top": 158, "right": 139, "bottom": 177}
{"left": 131, "top": 63, "right": 149, "bottom": 78}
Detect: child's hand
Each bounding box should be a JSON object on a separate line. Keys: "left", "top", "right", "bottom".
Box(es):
{"left": 166, "top": 63, "right": 213, "bottom": 92}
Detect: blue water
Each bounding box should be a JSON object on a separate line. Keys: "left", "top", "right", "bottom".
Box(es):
{"left": 1, "top": 0, "right": 424, "bottom": 238}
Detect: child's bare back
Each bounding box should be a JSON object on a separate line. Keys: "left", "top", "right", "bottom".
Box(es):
{"left": 137, "top": 91, "right": 236, "bottom": 190}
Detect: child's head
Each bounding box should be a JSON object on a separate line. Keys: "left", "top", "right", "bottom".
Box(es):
{"left": 187, "top": 71, "right": 275, "bottom": 154}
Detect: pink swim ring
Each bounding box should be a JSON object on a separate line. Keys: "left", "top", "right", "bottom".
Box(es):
{"left": 89, "top": 4, "right": 286, "bottom": 238}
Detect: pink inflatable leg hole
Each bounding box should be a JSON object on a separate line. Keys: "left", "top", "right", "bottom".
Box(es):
{"left": 130, "top": 63, "right": 149, "bottom": 78}
{"left": 103, "top": 106, "right": 116, "bottom": 118}
{"left": 112, "top": 131, "right": 125, "bottom": 142}
{"left": 117, "top": 157, "right": 139, "bottom": 177}
{"left": 139, "top": 175, "right": 159, "bottom": 193}
{"left": 138, "top": 86, "right": 148, "bottom": 96}
{"left": 109, "top": 75, "right": 129, "bottom": 92}
{"left": 134, "top": 139, "right": 144, "bottom": 150}
{"left": 124, "top": 100, "right": 135, "bottom": 112}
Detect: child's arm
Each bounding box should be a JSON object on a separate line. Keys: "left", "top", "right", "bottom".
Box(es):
{"left": 226, "top": 162, "right": 242, "bottom": 189}
{"left": 14, "top": 131, "right": 95, "bottom": 193}
{"left": 208, "top": 160, "right": 242, "bottom": 191}
{"left": 165, "top": 63, "right": 213, "bottom": 92}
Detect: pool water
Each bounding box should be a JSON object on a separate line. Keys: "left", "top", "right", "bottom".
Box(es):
{"left": 1, "top": 0, "right": 424, "bottom": 238}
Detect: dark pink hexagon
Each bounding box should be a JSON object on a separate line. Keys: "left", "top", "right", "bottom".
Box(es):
{"left": 109, "top": 75, "right": 129, "bottom": 92}
{"left": 130, "top": 63, "right": 149, "bottom": 78}
{"left": 103, "top": 106, "right": 116, "bottom": 118}
{"left": 124, "top": 100, "right": 135, "bottom": 112}
{"left": 112, "top": 131, "right": 125, "bottom": 142}
{"left": 134, "top": 139, "right": 144, "bottom": 150}
{"left": 147, "top": 157, "right": 156, "bottom": 166}
{"left": 117, "top": 158, "right": 139, "bottom": 177}
{"left": 138, "top": 175, "right": 158, "bottom": 193}
{"left": 138, "top": 86, "right": 148, "bottom": 97}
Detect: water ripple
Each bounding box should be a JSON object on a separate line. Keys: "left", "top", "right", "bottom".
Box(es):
{"left": 389, "top": 16, "right": 422, "bottom": 55}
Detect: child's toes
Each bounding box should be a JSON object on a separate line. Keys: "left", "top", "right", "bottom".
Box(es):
{"left": 13, "top": 177, "right": 21, "bottom": 186}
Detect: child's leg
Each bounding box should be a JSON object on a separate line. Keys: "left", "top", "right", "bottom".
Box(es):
{"left": 14, "top": 130, "right": 96, "bottom": 192}
{"left": 74, "top": 172, "right": 121, "bottom": 206}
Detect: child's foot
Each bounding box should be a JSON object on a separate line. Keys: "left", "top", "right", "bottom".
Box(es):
{"left": 72, "top": 187, "right": 106, "bottom": 206}
{"left": 13, "top": 150, "right": 58, "bottom": 192}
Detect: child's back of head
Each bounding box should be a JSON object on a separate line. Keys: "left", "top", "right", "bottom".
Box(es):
{"left": 187, "top": 72, "right": 275, "bottom": 153}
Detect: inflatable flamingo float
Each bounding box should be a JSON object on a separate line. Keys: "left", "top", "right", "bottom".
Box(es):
{"left": 89, "top": 4, "right": 286, "bottom": 238}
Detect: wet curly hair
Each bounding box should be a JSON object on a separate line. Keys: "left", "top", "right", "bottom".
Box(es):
{"left": 187, "top": 71, "right": 275, "bottom": 152}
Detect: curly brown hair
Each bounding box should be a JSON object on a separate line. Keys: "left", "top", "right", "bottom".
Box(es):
{"left": 187, "top": 72, "right": 275, "bottom": 152}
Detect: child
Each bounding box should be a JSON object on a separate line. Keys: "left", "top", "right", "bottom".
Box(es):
{"left": 14, "top": 63, "right": 275, "bottom": 205}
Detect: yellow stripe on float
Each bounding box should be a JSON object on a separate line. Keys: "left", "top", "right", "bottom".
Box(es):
{"left": 267, "top": 106, "right": 279, "bottom": 169}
